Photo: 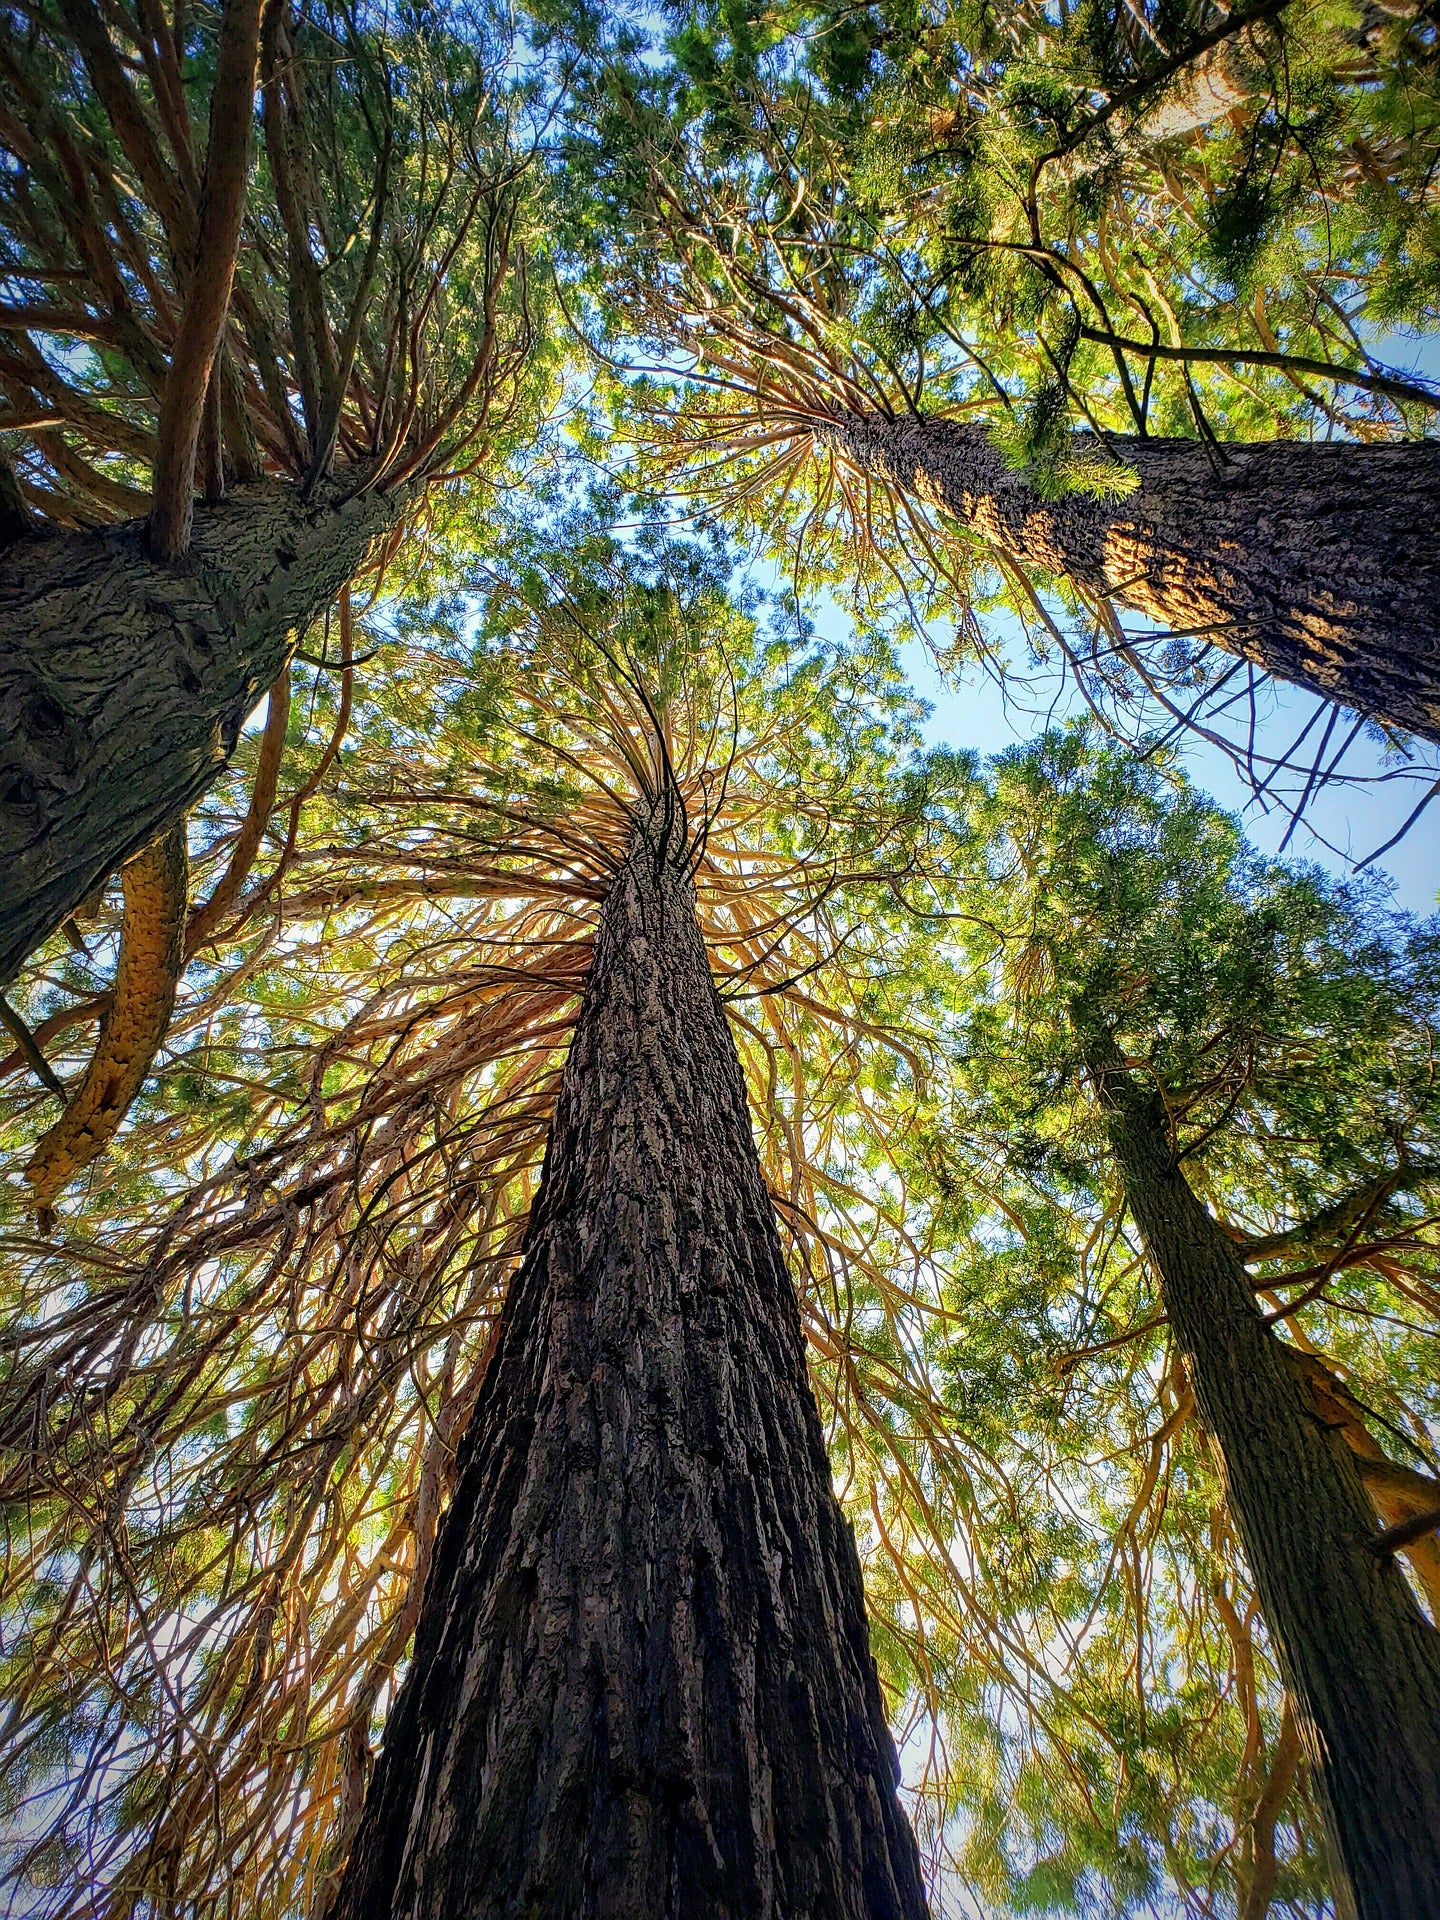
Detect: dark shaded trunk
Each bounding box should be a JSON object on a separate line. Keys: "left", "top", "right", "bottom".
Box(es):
{"left": 331, "top": 817, "right": 929, "bottom": 1920}
{"left": 825, "top": 412, "right": 1440, "bottom": 742}
{"left": 1081, "top": 1021, "right": 1440, "bottom": 1920}
{"left": 0, "top": 470, "right": 404, "bottom": 984}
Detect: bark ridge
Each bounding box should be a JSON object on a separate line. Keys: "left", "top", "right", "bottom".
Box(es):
{"left": 0, "top": 471, "right": 401, "bottom": 984}
{"left": 827, "top": 412, "right": 1440, "bottom": 743}
{"left": 332, "top": 820, "right": 929, "bottom": 1920}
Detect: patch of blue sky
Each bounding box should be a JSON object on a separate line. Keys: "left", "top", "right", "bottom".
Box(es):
{"left": 1365, "top": 322, "right": 1440, "bottom": 390}
{"left": 785, "top": 581, "right": 1440, "bottom": 916}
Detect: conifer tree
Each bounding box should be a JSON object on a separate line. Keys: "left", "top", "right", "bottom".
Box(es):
{"left": 547, "top": 1, "right": 1440, "bottom": 744}
{"left": 332, "top": 780, "right": 929, "bottom": 1920}
{"left": 2, "top": 4, "right": 1438, "bottom": 1905}
{"left": 918, "top": 734, "right": 1440, "bottom": 1917}
{"left": 0, "top": 526, "right": 943, "bottom": 1915}
{"left": 0, "top": 0, "right": 542, "bottom": 984}
{"left": 5, "top": 534, "right": 1439, "bottom": 1915}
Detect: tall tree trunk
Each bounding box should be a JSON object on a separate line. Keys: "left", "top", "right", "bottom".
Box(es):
{"left": 824, "top": 412, "right": 1440, "bottom": 743}
{"left": 0, "top": 471, "right": 405, "bottom": 984}
{"left": 331, "top": 814, "right": 929, "bottom": 1920}
{"left": 1080, "top": 1020, "right": 1440, "bottom": 1920}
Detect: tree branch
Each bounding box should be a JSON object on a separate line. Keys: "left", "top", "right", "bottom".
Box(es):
{"left": 1367, "top": 1505, "right": 1440, "bottom": 1557}
{"left": 1078, "top": 324, "right": 1440, "bottom": 413}
{"left": 149, "top": 0, "right": 263, "bottom": 558}
{"left": 0, "top": 992, "right": 67, "bottom": 1101}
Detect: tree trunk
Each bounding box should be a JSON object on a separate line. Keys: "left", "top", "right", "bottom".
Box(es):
{"left": 0, "top": 470, "right": 404, "bottom": 984}
{"left": 824, "top": 412, "right": 1440, "bottom": 742}
{"left": 1081, "top": 1022, "right": 1440, "bottom": 1920}
{"left": 331, "top": 814, "right": 929, "bottom": 1920}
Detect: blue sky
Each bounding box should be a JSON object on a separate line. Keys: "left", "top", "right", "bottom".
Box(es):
{"left": 773, "top": 556, "right": 1438, "bottom": 915}
{"left": 896, "top": 623, "right": 1440, "bottom": 915}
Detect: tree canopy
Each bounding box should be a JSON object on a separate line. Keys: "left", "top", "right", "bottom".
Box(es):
{"left": 0, "top": 2, "right": 1437, "bottom": 1916}
{"left": 543, "top": 0, "right": 1440, "bottom": 771}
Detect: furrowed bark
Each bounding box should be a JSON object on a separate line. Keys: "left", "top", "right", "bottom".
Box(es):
{"left": 331, "top": 814, "right": 929, "bottom": 1920}
{"left": 1283, "top": 1350, "right": 1440, "bottom": 1611}
{"left": 1081, "top": 1022, "right": 1440, "bottom": 1919}
{"left": 0, "top": 470, "right": 405, "bottom": 985}
{"left": 25, "top": 820, "right": 187, "bottom": 1222}
{"left": 823, "top": 412, "right": 1440, "bottom": 742}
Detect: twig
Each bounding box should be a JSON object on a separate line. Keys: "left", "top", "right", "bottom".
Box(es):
{"left": 0, "top": 992, "right": 67, "bottom": 1102}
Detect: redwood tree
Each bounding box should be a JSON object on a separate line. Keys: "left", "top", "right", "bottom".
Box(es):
{"left": 551, "top": 0, "right": 1440, "bottom": 748}
{"left": 1079, "top": 1021, "right": 1440, "bottom": 1920}
{"left": 0, "top": 0, "right": 540, "bottom": 983}
{"left": 0, "top": 534, "right": 947, "bottom": 1913}
{"left": 817, "top": 416, "right": 1440, "bottom": 744}
{"left": 928, "top": 734, "right": 1440, "bottom": 1917}
{"left": 331, "top": 798, "right": 930, "bottom": 1919}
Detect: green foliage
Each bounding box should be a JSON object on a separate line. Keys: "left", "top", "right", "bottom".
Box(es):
{"left": 528, "top": 0, "right": 1440, "bottom": 738}
{"left": 2, "top": 3, "right": 1439, "bottom": 1916}
{"left": 8, "top": 522, "right": 1439, "bottom": 1917}
{"left": 858, "top": 733, "right": 1439, "bottom": 1910}
{"left": 0, "top": 512, "right": 950, "bottom": 1916}
{"left": 0, "top": 0, "right": 553, "bottom": 525}
{"left": 990, "top": 309, "right": 1143, "bottom": 498}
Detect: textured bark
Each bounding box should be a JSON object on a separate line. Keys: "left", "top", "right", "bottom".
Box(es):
{"left": 1082, "top": 1026, "right": 1440, "bottom": 1920}
{"left": 0, "top": 470, "right": 404, "bottom": 984}
{"left": 332, "top": 818, "right": 929, "bottom": 1920}
{"left": 824, "top": 412, "right": 1440, "bottom": 742}
{"left": 25, "top": 820, "right": 187, "bottom": 1220}
{"left": 1286, "top": 1349, "right": 1440, "bottom": 1615}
